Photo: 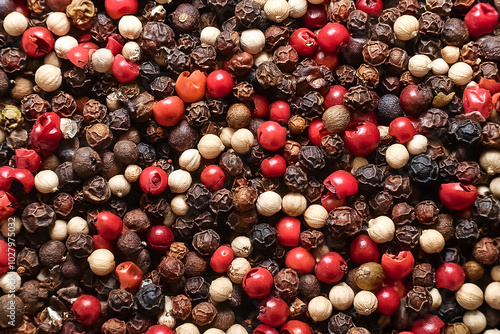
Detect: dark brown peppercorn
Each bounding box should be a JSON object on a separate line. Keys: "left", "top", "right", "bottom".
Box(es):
{"left": 172, "top": 294, "right": 192, "bottom": 320}
{"left": 72, "top": 147, "right": 102, "bottom": 179}
{"left": 415, "top": 200, "right": 439, "bottom": 225}
{"left": 455, "top": 219, "right": 479, "bottom": 242}
{"left": 116, "top": 232, "right": 143, "bottom": 260}
{"left": 300, "top": 229, "right": 324, "bottom": 250}
{"left": 18, "top": 280, "right": 48, "bottom": 316}
{"left": 126, "top": 314, "right": 150, "bottom": 334}
{"left": 235, "top": 0, "right": 261, "bottom": 28}
{"left": 369, "top": 191, "right": 394, "bottom": 216}
{"left": 158, "top": 256, "right": 185, "bottom": 283}
{"left": 406, "top": 286, "right": 432, "bottom": 315}
{"left": 82, "top": 175, "right": 111, "bottom": 203}
{"left": 0, "top": 47, "right": 26, "bottom": 73}
{"left": 398, "top": 0, "right": 418, "bottom": 15}
{"left": 184, "top": 251, "right": 208, "bottom": 277}
{"left": 22, "top": 203, "right": 56, "bottom": 233}
{"left": 210, "top": 189, "right": 233, "bottom": 213}
{"left": 347, "top": 10, "right": 369, "bottom": 37}
{"left": 171, "top": 3, "right": 200, "bottom": 33}
{"left": 192, "top": 301, "right": 217, "bottom": 326}
{"left": 16, "top": 248, "right": 41, "bottom": 277}
{"left": 298, "top": 274, "right": 321, "bottom": 300}
{"left": 66, "top": 233, "right": 93, "bottom": 258}
{"left": 265, "top": 25, "right": 290, "bottom": 51}
{"left": 226, "top": 209, "right": 258, "bottom": 233}
{"left": 232, "top": 186, "right": 258, "bottom": 212}
{"left": 328, "top": 312, "right": 355, "bottom": 334}
{"left": 192, "top": 229, "right": 220, "bottom": 256}
{"left": 427, "top": 0, "right": 452, "bottom": 17}
{"left": 441, "top": 18, "right": 469, "bottom": 46}
{"left": 52, "top": 193, "right": 74, "bottom": 217}
{"left": 472, "top": 237, "right": 499, "bottom": 265}
{"left": 39, "top": 240, "right": 65, "bottom": 268}
{"left": 274, "top": 268, "right": 299, "bottom": 302}
{"left": 386, "top": 48, "right": 409, "bottom": 75}
{"left": 123, "top": 209, "right": 150, "bottom": 233}
{"left": 330, "top": 0, "right": 356, "bottom": 23}
{"left": 140, "top": 22, "right": 175, "bottom": 56}
{"left": 395, "top": 225, "right": 421, "bottom": 249}
{"left": 363, "top": 40, "right": 389, "bottom": 66}
{"left": 412, "top": 263, "right": 435, "bottom": 287}
{"left": 344, "top": 85, "right": 379, "bottom": 113}
{"left": 213, "top": 305, "right": 235, "bottom": 331}
{"left": 168, "top": 120, "right": 198, "bottom": 152}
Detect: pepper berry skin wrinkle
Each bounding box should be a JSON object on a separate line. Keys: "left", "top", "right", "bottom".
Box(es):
{"left": 464, "top": 3, "right": 498, "bottom": 38}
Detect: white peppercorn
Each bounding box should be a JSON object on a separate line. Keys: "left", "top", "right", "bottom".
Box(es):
{"left": 441, "top": 46, "right": 460, "bottom": 64}
{"left": 484, "top": 282, "right": 500, "bottom": 310}
{"left": 430, "top": 288, "right": 442, "bottom": 310}
{"left": 353, "top": 291, "right": 378, "bottom": 316}
{"left": 431, "top": 58, "right": 449, "bottom": 75}
{"left": 35, "top": 170, "right": 59, "bottom": 193}
{"left": 419, "top": 229, "right": 445, "bottom": 254}
{"left": 456, "top": 283, "right": 484, "bottom": 310}
{"left": 463, "top": 310, "right": 487, "bottom": 334}
{"left": 231, "top": 128, "right": 254, "bottom": 154}
{"left": 256, "top": 191, "right": 282, "bottom": 216}
{"left": 124, "top": 164, "right": 142, "bottom": 183}
{"left": 308, "top": 296, "right": 332, "bottom": 322}
{"left": 386, "top": 144, "right": 410, "bottom": 169}
{"left": 209, "top": 277, "right": 233, "bottom": 302}
{"left": 168, "top": 170, "right": 192, "bottom": 194}
{"left": 220, "top": 127, "right": 235, "bottom": 148}
{"left": 408, "top": 55, "right": 432, "bottom": 77}
{"left": 3, "top": 12, "right": 28, "bottom": 36}
{"left": 264, "top": 0, "right": 290, "bottom": 23}
{"left": 88, "top": 249, "right": 115, "bottom": 276}
{"left": 491, "top": 265, "right": 500, "bottom": 281}
{"left": 35, "top": 64, "right": 62, "bottom": 92}
{"left": 394, "top": 15, "right": 419, "bottom": 41}
{"left": 204, "top": 329, "right": 224, "bottom": 334}
{"left": 231, "top": 236, "right": 253, "bottom": 257}
{"left": 304, "top": 204, "right": 328, "bottom": 229}
{"left": 329, "top": 283, "right": 355, "bottom": 311}
{"left": 282, "top": 192, "right": 307, "bottom": 217}
{"left": 0, "top": 272, "right": 21, "bottom": 293}
{"left": 179, "top": 149, "right": 202, "bottom": 171}
{"left": 200, "top": 27, "right": 221, "bottom": 46}
{"left": 54, "top": 36, "right": 79, "bottom": 59}
{"left": 480, "top": 150, "right": 500, "bottom": 175}
{"left": 67, "top": 216, "right": 89, "bottom": 235}
{"left": 226, "top": 324, "right": 247, "bottom": 334}
{"left": 198, "top": 134, "right": 225, "bottom": 159}
{"left": 367, "top": 216, "right": 395, "bottom": 243}
{"left": 92, "top": 48, "right": 115, "bottom": 73}
{"left": 240, "top": 29, "right": 266, "bottom": 54}
{"left": 49, "top": 219, "right": 68, "bottom": 241}
{"left": 288, "top": 0, "right": 307, "bottom": 18}
{"left": 118, "top": 15, "right": 142, "bottom": 40}
{"left": 406, "top": 134, "right": 428, "bottom": 155}
{"left": 1, "top": 216, "right": 21, "bottom": 237}
{"left": 227, "top": 257, "right": 251, "bottom": 284}
{"left": 108, "top": 175, "right": 131, "bottom": 197}
{"left": 171, "top": 195, "right": 189, "bottom": 216}
{"left": 46, "top": 12, "right": 71, "bottom": 36}
{"left": 122, "top": 41, "right": 142, "bottom": 62}
{"left": 448, "top": 62, "right": 474, "bottom": 86}
{"left": 254, "top": 51, "right": 273, "bottom": 67}
{"left": 176, "top": 323, "right": 200, "bottom": 334}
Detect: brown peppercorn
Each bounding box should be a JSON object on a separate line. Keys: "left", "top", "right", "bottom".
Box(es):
{"left": 86, "top": 123, "right": 113, "bottom": 150}
{"left": 300, "top": 229, "right": 324, "bottom": 250}
{"left": 39, "top": 240, "right": 66, "bottom": 268}
{"left": 116, "top": 232, "right": 143, "bottom": 260}
{"left": 184, "top": 251, "right": 208, "bottom": 277}
{"left": 441, "top": 18, "right": 469, "bottom": 46}
{"left": 462, "top": 261, "right": 484, "bottom": 282}
{"left": 328, "top": 312, "right": 355, "bottom": 334}
{"left": 355, "top": 262, "right": 385, "bottom": 291}
{"left": 232, "top": 186, "right": 258, "bottom": 212}
{"left": 274, "top": 268, "right": 299, "bottom": 302}
{"left": 412, "top": 263, "right": 435, "bottom": 287}
{"left": 406, "top": 286, "right": 432, "bottom": 315}
{"left": 344, "top": 85, "right": 379, "bottom": 113}
{"left": 0, "top": 295, "right": 24, "bottom": 328}
{"left": 72, "top": 147, "right": 102, "bottom": 179}
{"left": 82, "top": 175, "right": 111, "bottom": 203}
{"left": 392, "top": 203, "right": 416, "bottom": 226}
{"left": 192, "top": 301, "right": 217, "bottom": 326}
{"left": 274, "top": 45, "right": 299, "bottom": 73}
{"left": 16, "top": 248, "right": 41, "bottom": 277}
{"left": 126, "top": 314, "right": 150, "bottom": 334}
{"left": 227, "top": 103, "right": 251, "bottom": 129}
{"left": 158, "top": 256, "right": 185, "bottom": 283}
{"left": 472, "top": 237, "right": 499, "bottom": 265}
{"left": 66, "top": 233, "right": 93, "bottom": 258}
{"left": 102, "top": 318, "right": 126, "bottom": 334}
{"left": 168, "top": 242, "right": 189, "bottom": 260}
{"left": 415, "top": 200, "right": 439, "bottom": 225}
{"left": 22, "top": 202, "right": 56, "bottom": 233}
{"left": 123, "top": 209, "right": 150, "bottom": 233}
{"left": 356, "top": 64, "right": 379, "bottom": 89}
{"left": 326, "top": 206, "right": 363, "bottom": 238}
{"left": 363, "top": 40, "right": 389, "bottom": 66}
{"left": 113, "top": 140, "right": 139, "bottom": 165}
{"left": 298, "top": 274, "right": 321, "bottom": 299}
{"left": 432, "top": 213, "right": 455, "bottom": 241}
{"left": 228, "top": 52, "right": 254, "bottom": 77}
{"left": 172, "top": 294, "right": 192, "bottom": 320}
{"left": 192, "top": 229, "right": 220, "bottom": 256}
{"left": 171, "top": 3, "right": 200, "bottom": 33}
{"left": 168, "top": 120, "right": 198, "bottom": 152}
{"left": 395, "top": 225, "right": 421, "bottom": 249}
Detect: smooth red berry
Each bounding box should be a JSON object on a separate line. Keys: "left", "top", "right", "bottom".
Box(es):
{"left": 147, "top": 225, "right": 174, "bottom": 252}
{"left": 315, "top": 252, "right": 347, "bottom": 284}
{"left": 382, "top": 277, "right": 411, "bottom": 299}
{"left": 351, "top": 111, "right": 378, "bottom": 126}
{"left": 323, "top": 170, "right": 359, "bottom": 199}
{"left": 153, "top": 96, "right": 185, "bottom": 127}
{"left": 106, "top": 34, "right": 124, "bottom": 55}
{"left": 207, "top": 70, "right": 234, "bottom": 98}
{"left": 257, "top": 121, "right": 287, "bottom": 151}
{"left": 201, "top": 165, "right": 225, "bottom": 191}
{"left": 317, "top": 23, "right": 350, "bottom": 54}
{"left": 105, "top": 0, "right": 138, "bottom": 19}
{"left": 67, "top": 46, "right": 90, "bottom": 68}
{"left": 323, "top": 85, "right": 347, "bottom": 109}
{"left": 308, "top": 118, "right": 330, "bottom": 146}
{"left": 269, "top": 100, "right": 291, "bottom": 125}
{"left": 95, "top": 211, "right": 123, "bottom": 240}
{"left": 350, "top": 234, "right": 380, "bottom": 264}
{"left": 286, "top": 247, "right": 315, "bottom": 274}
{"left": 280, "top": 320, "right": 312, "bottom": 334}
{"left": 290, "top": 28, "right": 318, "bottom": 56}
{"left": 14, "top": 149, "right": 41, "bottom": 172}
{"left": 356, "top": 0, "right": 384, "bottom": 16}
{"left": 251, "top": 94, "right": 270, "bottom": 118}
{"left": 376, "top": 287, "right": 401, "bottom": 315}
{"left": 210, "top": 245, "right": 234, "bottom": 273}
{"left": 139, "top": 166, "right": 168, "bottom": 195}
{"left": 0, "top": 191, "right": 17, "bottom": 220}
{"left": 321, "top": 191, "right": 346, "bottom": 212}
{"left": 254, "top": 324, "right": 279, "bottom": 334}
{"left": 276, "top": 217, "right": 301, "bottom": 247}
{"left": 112, "top": 54, "right": 139, "bottom": 83}
{"left": 381, "top": 251, "right": 415, "bottom": 280}
{"left": 343, "top": 121, "right": 380, "bottom": 156}
{"left": 258, "top": 295, "right": 289, "bottom": 327}
{"left": 0, "top": 239, "right": 15, "bottom": 275}
{"left": 30, "top": 112, "right": 63, "bottom": 157}
{"left": 411, "top": 314, "right": 445, "bottom": 334}
{"left": 435, "top": 263, "right": 466, "bottom": 291}
{"left": 8, "top": 168, "right": 34, "bottom": 193}
{"left": 399, "top": 84, "right": 432, "bottom": 116}
{"left": 303, "top": 4, "right": 328, "bottom": 30}
{"left": 463, "top": 85, "right": 493, "bottom": 119}
{"left": 464, "top": 3, "right": 498, "bottom": 38}
{"left": 72, "top": 294, "right": 101, "bottom": 326}
{"left": 145, "top": 325, "right": 175, "bottom": 334}
{"left": 22, "top": 27, "right": 54, "bottom": 58}
{"left": 242, "top": 267, "right": 273, "bottom": 299}
{"left": 0, "top": 167, "right": 13, "bottom": 191}
{"left": 116, "top": 261, "right": 143, "bottom": 291}
{"left": 390, "top": 117, "right": 416, "bottom": 143}
{"left": 312, "top": 49, "right": 339, "bottom": 71}
{"left": 439, "top": 183, "right": 478, "bottom": 211}
{"left": 93, "top": 234, "right": 115, "bottom": 251}
{"left": 261, "top": 155, "right": 287, "bottom": 178}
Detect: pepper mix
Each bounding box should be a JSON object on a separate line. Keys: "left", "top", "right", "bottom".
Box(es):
{"left": 0, "top": 0, "right": 499, "bottom": 334}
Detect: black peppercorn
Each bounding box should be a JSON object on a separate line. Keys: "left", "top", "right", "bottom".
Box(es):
{"left": 408, "top": 154, "right": 439, "bottom": 183}
{"left": 134, "top": 283, "right": 164, "bottom": 316}
{"left": 251, "top": 223, "right": 277, "bottom": 250}
{"left": 185, "top": 276, "right": 210, "bottom": 302}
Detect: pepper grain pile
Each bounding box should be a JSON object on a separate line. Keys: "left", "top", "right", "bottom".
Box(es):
{"left": 0, "top": 0, "right": 500, "bottom": 333}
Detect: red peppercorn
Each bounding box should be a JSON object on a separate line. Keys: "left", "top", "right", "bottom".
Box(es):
{"left": 321, "top": 191, "right": 346, "bottom": 212}
{"left": 30, "top": 112, "right": 63, "bottom": 157}
{"left": 79, "top": 41, "right": 99, "bottom": 51}
{"left": 67, "top": 46, "right": 90, "bottom": 69}
{"left": 323, "top": 85, "right": 347, "bottom": 109}
{"left": 439, "top": 183, "right": 478, "bottom": 211}
{"left": 276, "top": 217, "right": 301, "bottom": 247}
{"left": 285, "top": 247, "right": 315, "bottom": 274}
{"left": 290, "top": 28, "right": 318, "bottom": 57}
{"left": 376, "top": 286, "right": 401, "bottom": 315}
{"left": 116, "top": 261, "right": 143, "bottom": 291}
{"left": 257, "top": 121, "right": 287, "bottom": 151}
{"left": 8, "top": 168, "right": 34, "bottom": 193}
{"left": 382, "top": 277, "right": 411, "bottom": 299}
{"left": 435, "top": 263, "right": 465, "bottom": 291}
{"left": 93, "top": 235, "right": 115, "bottom": 251}
{"left": 251, "top": 94, "right": 270, "bottom": 118}
{"left": 22, "top": 27, "right": 55, "bottom": 58}
{"left": 381, "top": 251, "right": 415, "bottom": 280}
{"left": 389, "top": 117, "right": 416, "bottom": 143}
{"left": 145, "top": 326, "right": 175, "bottom": 334}
{"left": 303, "top": 4, "right": 328, "bottom": 30}
{"left": 315, "top": 252, "right": 347, "bottom": 284}
{"left": 308, "top": 118, "right": 330, "bottom": 146}
{"left": 350, "top": 234, "right": 380, "bottom": 264}
{"left": 105, "top": 0, "right": 138, "bottom": 19}
{"left": 112, "top": 54, "right": 140, "bottom": 83}
{"left": 280, "top": 320, "right": 312, "bottom": 334}
{"left": 147, "top": 225, "right": 174, "bottom": 253}
{"left": 0, "top": 239, "right": 15, "bottom": 275}
{"left": 210, "top": 245, "right": 234, "bottom": 273}
{"left": 317, "top": 23, "right": 350, "bottom": 54}
{"left": 356, "top": 0, "right": 384, "bottom": 16}
{"left": 95, "top": 211, "right": 123, "bottom": 240}
{"left": 464, "top": 3, "right": 498, "bottom": 38}
{"left": 343, "top": 121, "right": 380, "bottom": 157}
{"left": 106, "top": 34, "right": 124, "bottom": 55}
{"left": 258, "top": 295, "right": 290, "bottom": 327}
{"left": 463, "top": 85, "right": 493, "bottom": 119}
{"left": 207, "top": 70, "right": 234, "bottom": 98}
{"left": 14, "top": 149, "right": 41, "bottom": 172}
{"left": 312, "top": 50, "right": 339, "bottom": 71}
{"left": 269, "top": 100, "right": 291, "bottom": 125}
{"left": 0, "top": 166, "right": 13, "bottom": 191}
{"left": 411, "top": 314, "right": 445, "bottom": 334}
{"left": 254, "top": 324, "right": 279, "bottom": 334}
{"left": 153, "top": 96, "right": 185, "bottom": 128}
{"left": 242, "top": 267, "right": 274, "bottom": 299}
{"left": 72, "top": 294, "right": 101, "bottom": 326}
{"left": 139, "top": 166, "right": 168, "bottom": 195}
{"left": 261, "top": 154, "right": 287, "bottom": 178}
{"left": 200, "top": 165, "right": 225, "bottom": 191}
{"left": 0, "top": 191, "right": 17, "bottom": 220}
{"left": 323, "top": 170, "right": 359, "bottom": 199}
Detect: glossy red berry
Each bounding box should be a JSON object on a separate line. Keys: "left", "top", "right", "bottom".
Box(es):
{"left": 201, "top": 165, "right": 225, "bottom": 191}
{"left": 242, "top": 267, "right": 273, "bottom": 299}
{"left": 323, "top": 170, "right": 359, "bottom": 199}
{"left": 356, "top": 0, "right": 384, "bottom": 16}
{"left": 93, "top": 234, "right": 115, "bottom": 251}
{"left": 439, "top": 183, "right": 478, "bottom": 211}
{"left": 105, "top": 0, "right": 138, "bottom": 19}
{"left": 290, "top": 28, "right": 318, "bottom": 56}
{"left": 382, "top": 277, "right": 411, "bottom": 299}
{"left": 145, "top": 325, "right": 175, "bottom": 334}
{"left": 112, "top": 54, "right": 139, "bottom": 83}
{"left": 276, "top": 217, "right": 301, "bottom": 247}
{"left": 116, "top": 261, "right": 143, "bottom": 291}
{"left": 207, "top": 70, "right": 234, "bottom": 98}
{"left": 280, "top": 320, "right": 312, "bottom": 334}
{"left": 147, "top": 225, "right": 174, "bottom": 252}
{"left": 317, "top": 23, "right": 350, "bottom": 54}
{"left": 257, "top": 121, "right": 287, "bottom": 151}
{"left": 261, "top": 155, "right": 287, "bottom": 178}
{"left": 315, "top": 252, "right": 347, "bottom": 284}
{"left": 286, "top": 247, "right": 315, "bottom": 274}
{"left": 308, "top": 118, "right": 330, "bottom": 146}
{"left": 258, "top": 295, "right": 290, "bottom": 327}
{"left": 210, "top": 245, "right": 234, "bottom": 273}
{"left": 153, "top": 96, "right": 185, "bottom": 127}
{"left": 139, "top": 166, "right": 168, "bottom": 195}
{"left": 464, "top": 3, "right": 498, "bottom": 38}
{"left": 411, "top": 314, "right": 445, "bottom": 334}
{"left": 381, "top": 251, "right": 415, "bottom": 280}
{"left": 0, "top": 166, "right": 12, "bottom": 191}
{"left": 67, "top": 46, "right": 90, "bottom": 68}
{"left": 22, "top": 27, "right": 54, "bottom": 58}
{"left": 254, "top": 324, "right": 279, "bottom": 334}
{"left": 399, "top": 84, "right": 432, "bottom": 116}
{"left": 95, "top": 211, "right": 123, "bottom": 240}
{"left": 30, "top": 112, "right": 63, "bottom": 157}
{"left": 350, "top": 234, "right": 380, "bottom": 264}
{"left": 14, "top": 149, "right": 41, "bottom": 172}
{"left": 0, "top": 239, "right": 15, "bottom": 275}
{"left": 269, "top": 100, "right": 291, "bottom": 125}
{"left": 0, "top": 191, "right": 17, "bottom": 220}
{"left": 72, "top": 294, "right": 101, "bottom": 326}
{"left": 8, "top": 168, "right": 34, "bottom": 193}
{"left": 251, "top": 94, "right": 270, "bottom": 118}
{"left": 323, "top": 85, "right": 347, "bottom": 109}
{"left": 303, "top": 4, "right": 328, "bottom": 30}
{"left": 435, "top": 263, "right": 465, "bottom": 291}
{"left": 463, "top": 85, "right": 493, "bottom": 119}
{"left": 389, "top": 117, "right": 416, "bottom": 143}
{"left": 106, "top": 34, "right": 124, "bottom": 55}
{"left": 321, "top": 191, "right": 346, "bottom": 212}
{"left": 312, "top": 50, "right": 339, "bottom": 71}
{"left": 343, "top": 121, "right": 380, "bottom": 156}
{"left": 376, "top": 287, "right": 401, "bottom": 315}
